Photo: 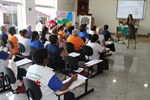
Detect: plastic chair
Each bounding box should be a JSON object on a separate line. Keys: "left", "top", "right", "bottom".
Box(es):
{"left": 64, "top": 55, "right": 79, "bottom": 72}
{"left": 23, "top": 77, "right": 42, "bottom": 100}
{"left": 3, "top": 67, "right": 25, "bottom": 93}
{"left": 18, "top": 43, "right": 25, "bottom": 53}
{"left": 29, "top": 46, "right": 36, "bottom": 60}
{"left": 65, "top": 42, "right": 74, "bottom": 53}
{"left": 82, "top": 45, "right": 93, "bottom": 61}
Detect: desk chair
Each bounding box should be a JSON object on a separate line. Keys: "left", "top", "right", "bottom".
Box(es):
{"left": 3, "top": 67, "right": 25, "bottom": 93}
{"left": 82, "top": 45, "right": 93, "bottom": 61}
{"left": 23, "top": 77, "right": 42, "bottom": 100}
{"left": 0, "top": 72, "right": 8, "bottom": 92}
{"left": 29, "top": 46, "right": 36, "bottom": 60}
{"left": 64, "top": 56, "right": 79, "bottom": 74}
{"left": 65, "top": 42, "right": 74, "bottom": 53}
{"left": 18, "top": 43, "right": 25, "bottom": 58}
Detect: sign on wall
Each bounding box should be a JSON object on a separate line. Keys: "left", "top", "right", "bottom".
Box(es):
{"left": 56, "top": 11, "right": 76, "bottom": 27}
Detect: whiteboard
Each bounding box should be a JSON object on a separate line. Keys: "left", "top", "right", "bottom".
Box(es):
{"left": 117, "top": 0, "right": 146, "bottom": 19}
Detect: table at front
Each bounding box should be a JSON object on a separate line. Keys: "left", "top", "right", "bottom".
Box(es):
{"left": 116, "top": 25, "right": 138, "bottom": 36}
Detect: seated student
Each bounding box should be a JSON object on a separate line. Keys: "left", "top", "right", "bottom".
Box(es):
{"left": 18, "top": 29, "right": 30, "bottom": 58}
{"left": 28, "top": 31, "right": 44, "bottom": 49}
{"left": 79, "top": 24, "right": 89, "bottom": 43}
{"left": 26, "top": 48, "right": 77, "bottom": 100}
{"left": 96, "top": 27, "right": 105, "bottom": 47}
{"left": 8, "top": 26, "right": 19, "bottom": 54}
{"left": 58, "top": 26, "right": 66, "bottom": 40}
{"left": 86, "top": 34, "right": 106, "bottom": 60}
{"left": 0, "top": 43, "right": 14, "bottom": 71}
{"left": 65, "top": 26, "right": 74, "bottom": 39}
{"left": 46, "top": 35, "right": 68, "bottom": 69}
{"left": 67, "top": 29, "right": 85, "bottom": 51}
{"left": 101, "top": 25, "right": 113, "bottom": 41}
{"left": 26, "top": 24, "right": 32, "bottom": 39}
{"left": 40, "top": 26, "right": 50, "bottom": 44}
{"left": 86, "top": 34, "right": 106, "bottom": 73}
{"left": 0, "top": 25, "right": 8, "bottom": 46}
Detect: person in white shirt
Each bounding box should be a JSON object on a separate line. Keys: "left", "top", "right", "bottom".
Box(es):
{"left": 96, "top": 27, "right": 105, "bottom": 47}
{"left": 86, "top": 34, "right": 106, "bottom": 60}
{"left": 18, "top": 29, "right": 30, "bottom": 58}
{"left": 26, "top": 48, "right": 77, "bottom": 100}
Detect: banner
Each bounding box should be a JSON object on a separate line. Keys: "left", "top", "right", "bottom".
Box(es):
{"left": 56, "top": 11, "right": 75, "bottom": 27}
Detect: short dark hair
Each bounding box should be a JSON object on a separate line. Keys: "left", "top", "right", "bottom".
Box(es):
{"left": 58, "top": 26, "right": 63, "bottom": 31}
{"left": 8, "top": 26, "right": 16, "bottom": 35}
{"left": 31, "top": 31, "right": 39, "bottom": 42}
{"left": 80, "top": 24, "right": 86, "bottom": 32}
{"left": 91, "top": 26, "right": 96, "bottom": 31}
{"left": 33, "top": 48, "right": 48, "bottom": 65}
{"left": 91, "top": 34, "right": 99, "bottom": 43}
{"left": 49, "top": 35, "right": 58, "bottom": 44}
{"left": 104, "top": 25, "right": 109, "bottom": 30}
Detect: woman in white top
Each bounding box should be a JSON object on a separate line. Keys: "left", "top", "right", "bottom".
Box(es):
{"left": 96, "top": 27, "right": 105, "bottom": 47}
{"left": 18, "top": 29, "right": 30, "bottom": 58}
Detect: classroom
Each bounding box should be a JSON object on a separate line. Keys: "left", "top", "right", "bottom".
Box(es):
{"left": 0, "top": 0, "right": 150, "bottom": 100}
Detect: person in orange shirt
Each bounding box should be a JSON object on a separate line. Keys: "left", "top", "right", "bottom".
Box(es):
{"left": 8, "top": 26, "right": 19, "bottom": 54}
{"left": 67, "top": 29, "right": 85, "bottom": 51}
{"left": 58, "top": 26, "right": 66, "bottom": 40}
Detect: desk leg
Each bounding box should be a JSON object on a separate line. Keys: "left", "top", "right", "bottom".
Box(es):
{"left": 75, "top": 79, "right": 94, "bottom": 100}
{"left": 58, "top": 96, "right": 60, "bottom": 100}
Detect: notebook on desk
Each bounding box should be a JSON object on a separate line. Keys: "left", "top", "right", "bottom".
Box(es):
{"left": 55, "top": 74, "right": 87, "bottom": 95}
{"left": 68, "top": 52, "right": 80, "bottom": 57}
{"left": 84, "top": 59, "right": 103, "bottom": 67}
{"left": 15, "top": 58, "right": 32, "bottom": 67}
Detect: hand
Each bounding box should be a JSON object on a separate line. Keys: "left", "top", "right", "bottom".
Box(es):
{"left": 61, "top": 43, "right": 66, "bottom": 48}
{"left": 71, "top": 74, "right": 78, "bottom": 81}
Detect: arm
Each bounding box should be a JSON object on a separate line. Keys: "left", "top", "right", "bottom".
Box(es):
{"left": 60, "top": 43, "right": 68, "bottom": 58}
{"left": 59, "top": 74, "right": 77, "bottom": 91}
{"left": 48, "top": 74, "right": 77, "bottom": 92}
{"left": 6, "top": 43, "right": 14, "bottom": 59}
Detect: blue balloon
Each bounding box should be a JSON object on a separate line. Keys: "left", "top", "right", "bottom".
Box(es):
{"left": 66, "top": 12, "right": 73, "bottom": 21}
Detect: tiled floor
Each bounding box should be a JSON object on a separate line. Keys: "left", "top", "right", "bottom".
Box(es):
{"left": 0, "top": 41, "right": 150, "bottom": 100}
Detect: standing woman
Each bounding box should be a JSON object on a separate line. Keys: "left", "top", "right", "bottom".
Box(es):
{"left": 124, "top": 14, "right": 136, "bottom": 49}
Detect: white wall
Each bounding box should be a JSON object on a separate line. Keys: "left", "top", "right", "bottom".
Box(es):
{"left": 57, "top": 0, "right": 75, "bottom": 11}
{"left": 74, "top": 0, "right": 150, "bottom": 35}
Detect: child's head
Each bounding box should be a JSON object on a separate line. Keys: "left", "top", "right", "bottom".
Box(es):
{"left": 32, "top": 48, "right": 49, "bottom": 66}
{"left": 104, "top": 25, "right": 109, "bottom": 30}
{"left": 49, "top": 35, "right": 58, "bottom": 45}
{"left": 91, "top": 34, "right": 99, "bottom": 43}
{"left": 91, "top": 26, "right": 97, "bottom": 31}
{"left": 8, "top": 26, "right": 16, "bottom": 35}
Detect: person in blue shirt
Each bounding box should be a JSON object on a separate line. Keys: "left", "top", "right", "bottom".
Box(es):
{"left": 101, "top": 25, "right": 112, "bottom": 41}
{"left": 26, "top": 48, "right": 77, "bottom": 100}
{"left": 0, "top": 25, "right": 8, "bottom": 46}
{"left": 26, "top": 24, "right": 32, "bottom": 39}
{"left": 46, "top": 35, "right": 68, "bottom": 70}
{"left": 28, "top": 31, "right": 44, "bottom": 49}
{"left": 79, "top": 24, "right": 89, "bottom": 43}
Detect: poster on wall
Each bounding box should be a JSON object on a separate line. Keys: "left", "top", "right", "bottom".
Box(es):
{"left": 79, "top": 15, "right": 94, "bottom": 33}
{"left": 56, "top": 11, "right": 76, "bottom": 27}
